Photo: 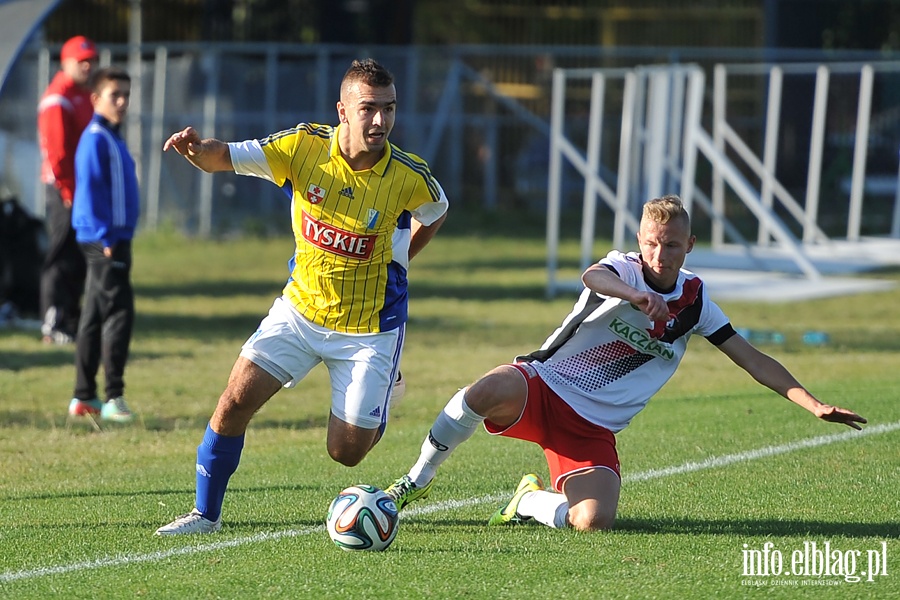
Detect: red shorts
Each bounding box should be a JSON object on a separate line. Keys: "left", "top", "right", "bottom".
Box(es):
{"left": 484, "top": 363, "right": 621, "bottom": 492}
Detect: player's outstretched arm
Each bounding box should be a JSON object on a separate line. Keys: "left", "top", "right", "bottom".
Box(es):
{"left": 163, "top": 126, "right": 234, "bottom": 173}
{"left": 717, "top": 334, "right": 867, "bottom": 430}
{"left": 811, "top": 403, "right": 868, "bottom": 429}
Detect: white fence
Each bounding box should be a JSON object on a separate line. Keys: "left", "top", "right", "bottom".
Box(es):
{"left": 1, "top": 42, "right": 899, "bottom": 245}
{"left": 545, "top": 61, "right": 900, "bottom": 296}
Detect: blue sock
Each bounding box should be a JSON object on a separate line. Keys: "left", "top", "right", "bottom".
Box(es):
{"left": 195, "top": 423, "right": 244, "bottom": 522}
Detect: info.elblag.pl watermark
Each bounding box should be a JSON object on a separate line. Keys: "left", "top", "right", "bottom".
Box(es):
{"left": 741, "top": 541, "right": 889, "bottom": 586}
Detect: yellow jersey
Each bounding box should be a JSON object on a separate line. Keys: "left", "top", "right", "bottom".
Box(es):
{"left": 229, "top": 123, "right": 448, "bottom": 333}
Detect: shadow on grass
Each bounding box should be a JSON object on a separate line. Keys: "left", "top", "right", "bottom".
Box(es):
{"left": 222, "top": 517, "right": 326, "bottom": 531}
{"left": 134, "top": 280, "right": 284, "bottom": 300}
{"left": 0, "top": 348, "right": 183, "bottom": 372}
{"left": 409, "top": 280, "right": 547, "bottom": 301}
{"left": 132, "top": 275, "right": 550, "bottom": 303}
{"left": 3, "top": 482, "right": 322, "bottom": 502}
{"left": 0, "top": 348, "right": 74, "bottom": 370}
{"left": 0, "top": 412, "right": 328, "bottom": 433}
{"left": 5, "top": 517, "right": 328, "bottom": 531}
{"left": 395, "top": 516, "right": 899, "bottom": 539}
{"left": 140, "top": 415, "right": 328, "bottom": 434}
{"left": 136, "top": 313, "right": 262, "bottom": 341}
{"left": 130, "top": 254, "right": 557, "bottom": 303}
{"left": 734, "top": 333, "right": 900, "bottom": 354}
{"left": 614, "top": 516, "right": 900, "bottom": 539}
{"left": 419, "top": 254, "right": 548, "bottom": 272}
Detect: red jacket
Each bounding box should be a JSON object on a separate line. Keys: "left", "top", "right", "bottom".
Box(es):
{"left": 38, "top": 71, "right": 94, "bottom": 203}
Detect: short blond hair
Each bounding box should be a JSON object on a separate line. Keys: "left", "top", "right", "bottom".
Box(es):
{"left": 642, "top": 195, "right": 691, "bottom": 230}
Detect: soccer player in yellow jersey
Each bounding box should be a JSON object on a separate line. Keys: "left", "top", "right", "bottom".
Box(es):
{"left": 156, "top": 59, "right": 448, "bottom": 535}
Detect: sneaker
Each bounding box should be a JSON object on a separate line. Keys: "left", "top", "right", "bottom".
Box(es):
{"left": 101, "top": 396, "right": 135, "bottom": 423}
{"left": 43, "top": 330, "right": 75, "bottom": 345}
{"left": 68, "top": 398, "right": 103, "bottom": 416}
{"left": 384, "top": 474, "right": 433, "bottom": 510}
{"left": 41, "top": 307, "right": 57, "bottom": 337}
{"left": 155, "top": 509, "right": 222, "bottom": 535}
{"left": 488, "top": 473, "right": 544, "bottom": 526}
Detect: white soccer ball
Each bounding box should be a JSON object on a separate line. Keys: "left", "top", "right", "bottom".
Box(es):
{"left": 326, "top": 485, "right": 399, "bottom": 551}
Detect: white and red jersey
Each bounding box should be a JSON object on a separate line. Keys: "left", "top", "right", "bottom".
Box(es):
{"left": 521, "top": 250, "right": 735, "bottom": 433}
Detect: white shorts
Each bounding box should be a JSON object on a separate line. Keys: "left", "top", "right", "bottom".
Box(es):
{"left": 240, "top": 297, "right": 404, "bottom": 429}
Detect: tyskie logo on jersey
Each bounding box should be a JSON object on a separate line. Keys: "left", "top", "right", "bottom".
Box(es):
{"left": 301, "top": 210, "right": 376, "bottom": 259}
{"left": 306, "top": 184, "right": 326, "bottom": 204}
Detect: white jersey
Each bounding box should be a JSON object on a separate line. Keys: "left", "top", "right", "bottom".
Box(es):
{"left": 523, "top": 250, "right": 733, "bottom": 433}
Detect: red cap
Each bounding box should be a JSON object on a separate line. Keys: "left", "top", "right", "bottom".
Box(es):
{"left": 60, "top": 36, "right": 98, "bottom": 62}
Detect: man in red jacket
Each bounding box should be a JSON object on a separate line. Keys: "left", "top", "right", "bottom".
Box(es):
{"left": 37, "top": 35, "right": 97, "bottom": 344}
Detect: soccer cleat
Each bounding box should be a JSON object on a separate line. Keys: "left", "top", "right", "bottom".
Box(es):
{"left": 101, "top": 396, "right": 135, "bottom": 423}
{"left": 68, "top": 397, "right": 103, "bottom": 416}
{"left": 488, "top": 473, "right": 544, "bottom": 526}
{"left": 384, "top": 474, "right": 433, "bottom": 510}
{"left": 155, "top": 509, "right": 222, "bottom": 535}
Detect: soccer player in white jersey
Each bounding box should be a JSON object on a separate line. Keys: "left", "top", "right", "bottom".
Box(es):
{"left": 385, "top": 195, "right": 866, "bottom": 532}
{"left": 155, "top": 59, "right": 448, "bottom": 535}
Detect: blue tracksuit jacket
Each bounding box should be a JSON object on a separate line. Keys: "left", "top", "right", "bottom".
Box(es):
{"left": 72, "top": 114, "right": 139, "bottom": 247}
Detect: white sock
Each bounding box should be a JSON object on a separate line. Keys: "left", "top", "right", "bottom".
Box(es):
{"left": 516, "top": 490, "right": 569, "bottom": 529}
{"left": 408, "top": 387, "right": 483, "bottom": 487}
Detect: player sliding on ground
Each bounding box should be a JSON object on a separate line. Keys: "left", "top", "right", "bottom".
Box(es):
{"left": 385, "top": 195, "right": 866, "bottom": 532}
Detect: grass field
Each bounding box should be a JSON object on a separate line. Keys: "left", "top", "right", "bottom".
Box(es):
{"left": 1, "top": 226, "right": 898, "bottom": 599}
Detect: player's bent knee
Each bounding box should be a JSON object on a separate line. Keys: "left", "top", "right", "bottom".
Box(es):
{"left": 465, "top": 366, "right": 527, "bottom": 423}
{"left": 327, "top": 444, "right": 367, "bottom": 467}
{"left": 567, "top": 506, "right": 616, "bottom": 532}
{"left": 326, "top": 432, "right": 375, "bottom": 467}
{"left": 326, "top": 416, "right": 380, "bottom": 466}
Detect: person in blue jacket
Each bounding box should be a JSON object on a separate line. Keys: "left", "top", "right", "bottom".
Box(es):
{"left": 68, "top": 67, "right": 139, "bottom": 423}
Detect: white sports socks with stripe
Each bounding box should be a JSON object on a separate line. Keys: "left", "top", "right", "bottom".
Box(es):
{"left": 516, "top": 489, "right": 569, "bottom": 528}
{"left": 408, "top": 387, "right": 483, "bottom": 487}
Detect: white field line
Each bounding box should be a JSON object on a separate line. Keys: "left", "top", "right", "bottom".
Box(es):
{"left": 623, "top": 420, "right": 900, "bottom": 483}
{"left": 2, "top": 420, "right": 897, "bottom": 584}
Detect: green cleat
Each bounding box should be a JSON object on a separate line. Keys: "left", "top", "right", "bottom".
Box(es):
{"left": 384, "top": 475, "right": 433, "bottom": 510}
{"left": 488, "top": 474, "right": 544, "bottom": 526}
{"left": 101, "top": 396, "right": 135, "bottom": 423}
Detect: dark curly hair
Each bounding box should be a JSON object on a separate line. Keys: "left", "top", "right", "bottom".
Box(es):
{"left": 341, "top": 58, "right": 394, "bottom": 89}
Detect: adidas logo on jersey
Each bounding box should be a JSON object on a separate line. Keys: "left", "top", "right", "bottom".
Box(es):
{"left": 369, "top": 406, "right": 381, "bottom": 418}
{"left": 338, "top": 186, "right": 355, "bottom": 199}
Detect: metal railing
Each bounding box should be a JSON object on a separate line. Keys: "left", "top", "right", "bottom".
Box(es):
{"left": 545, "top": 60, "right": 900, "bottom": 296}
{"left": 1, "top": 42, "right": 899, "bottom": 243}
